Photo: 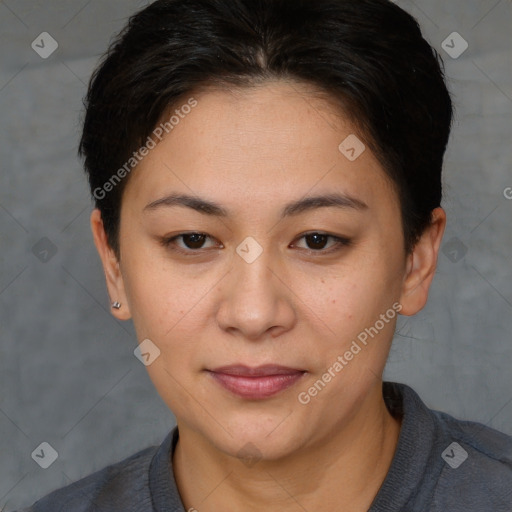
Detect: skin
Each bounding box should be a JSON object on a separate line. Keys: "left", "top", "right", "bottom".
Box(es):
{"left": 91, "top": 81, "right": 446, "bottom": 511}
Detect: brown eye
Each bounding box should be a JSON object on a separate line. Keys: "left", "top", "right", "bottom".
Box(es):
{"left": 293, "top": 232, "right": 352, "bottom": 254}
{"left": 304, "top": 233, "right": 330, "bottom": 250}
{"left": 161, "top": 232, "right": 219, "bottom": 254}
{"left": 181, "top": 233, "right": 207, "bottom": 249}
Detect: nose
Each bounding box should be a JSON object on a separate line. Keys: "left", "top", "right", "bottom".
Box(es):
{"left": 215, "top": 245, "right": 296, "bottom": 341}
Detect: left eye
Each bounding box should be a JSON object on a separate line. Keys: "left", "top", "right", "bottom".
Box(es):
{"left": 293, "top": 233, "right": 350, "bottom": 252}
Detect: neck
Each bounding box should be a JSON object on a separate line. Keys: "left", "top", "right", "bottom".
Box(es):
{"left": 173, "top": 381, "right": 402, "bottom": 512}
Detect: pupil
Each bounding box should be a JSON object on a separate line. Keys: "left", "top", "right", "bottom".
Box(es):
{"left": 185, "top": 234, "right": 205, "bottom": 249}
{"left": 307, "top": 234, "right": 327, "bottom": 250}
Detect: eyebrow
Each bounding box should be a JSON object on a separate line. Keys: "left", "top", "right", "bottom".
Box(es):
{"left": 144, "top": 192, "right": 368, "bottom": 218}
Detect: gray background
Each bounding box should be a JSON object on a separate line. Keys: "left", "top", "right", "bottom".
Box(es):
{"left": 0, "top": 0, "right": 511, "bottom": 510}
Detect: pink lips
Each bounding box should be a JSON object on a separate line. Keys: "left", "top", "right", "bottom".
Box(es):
{"left": 208, "top": 364, "right": 306, "bottom": 400}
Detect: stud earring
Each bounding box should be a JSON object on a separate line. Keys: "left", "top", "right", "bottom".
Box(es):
{"left": 111, "top": 301, "right": 122, "bottom": 310}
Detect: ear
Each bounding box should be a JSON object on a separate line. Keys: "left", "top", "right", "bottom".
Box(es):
{"left": 399, "top": 207, "right": 446, "bottom": 316}
{"left": 90, "top": 209, "right": 132, "bottom": 320}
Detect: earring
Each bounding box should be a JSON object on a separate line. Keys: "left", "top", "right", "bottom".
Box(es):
{"left": 111, "top": 301, "right": 122, "bottom": 310}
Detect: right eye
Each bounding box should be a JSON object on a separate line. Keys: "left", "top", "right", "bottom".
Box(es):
{"left": 160, "top": 232, "right": 221, "bottom": 254}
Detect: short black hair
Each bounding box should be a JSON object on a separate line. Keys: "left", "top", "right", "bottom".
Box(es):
{"left": 79, "top": 0, "right": 453, "bottom": 257}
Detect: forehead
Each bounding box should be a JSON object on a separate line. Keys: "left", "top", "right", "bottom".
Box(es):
{"left": 176, "top": 81, "right": 351, "bottom": 159}
{"left": 124, "top": 81, "right": 398, "bottom": 214}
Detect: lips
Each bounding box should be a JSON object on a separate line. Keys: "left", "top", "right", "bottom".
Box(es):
{"left": 211, "top": 364, "right": 305, "bottom": 377}
{"left": 207, "top": 364, "right": 306, "bottom": 399}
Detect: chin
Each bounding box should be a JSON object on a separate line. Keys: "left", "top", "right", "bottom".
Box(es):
{"left": 202, "top": 411, "right": 306, "bottom": 463}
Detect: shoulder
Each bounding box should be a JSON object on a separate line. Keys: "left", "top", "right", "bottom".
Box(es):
{"left": 382, "top": 382, "right": 512, "bottom": 512}
{"left": 17, "top": 444, "right": 158, "bottom": 512}
{"left": 430, "top": 408, "right": 512, "bottom": 511}
{"left": 435, "top": 407, "right": 512, "bottom": 461}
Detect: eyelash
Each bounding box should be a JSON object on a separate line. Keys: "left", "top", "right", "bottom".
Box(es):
{"left": 159, "top": 232, "right": 352, "bottom": 256}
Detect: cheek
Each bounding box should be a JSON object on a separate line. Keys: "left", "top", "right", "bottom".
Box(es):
{"left": 121, "top": 254, "right": 226, "bottom": 378}
{"left": 316, "top": 259, "right": 396, "bottom": 319}
{"left": 304, "top": 261, "right": 403, "bottom": 368}
{"left": 123, "top": 262, "right": 210, "bottom": 405}
{"left": 120, "top": 248, "right": 203, "bottom": 339}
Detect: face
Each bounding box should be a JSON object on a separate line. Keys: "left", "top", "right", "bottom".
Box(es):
{"left": 92, "top": 81, "right": 444, "bottom": 461}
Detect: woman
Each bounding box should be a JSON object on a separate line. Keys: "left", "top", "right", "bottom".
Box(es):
{"left": 20, "top": 0, "right": 512, "bottom": 510}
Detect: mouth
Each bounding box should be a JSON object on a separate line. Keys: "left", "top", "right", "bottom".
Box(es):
{"left": 206, "top": 364, "right": 307, "bottom": 400}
